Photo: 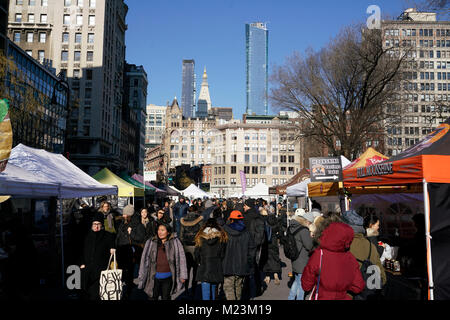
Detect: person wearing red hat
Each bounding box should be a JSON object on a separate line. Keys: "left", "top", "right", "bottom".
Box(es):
{"left": 221, "top": 210, "right": 256, "bottom": 300}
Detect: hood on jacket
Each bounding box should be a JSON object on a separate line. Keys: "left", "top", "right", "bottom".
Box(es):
{"left": 318, "top": 222, "right": 354, "bottom": 253}
{"left": 288, "top": 216, "right": 311, "bottom": 233}
{"left": 198, "top": 227, "right": 222, "bottom": 245}
{"left": 180, "top": 213, "right": 203, "bottom": 226}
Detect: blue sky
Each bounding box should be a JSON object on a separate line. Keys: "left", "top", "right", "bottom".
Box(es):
{"left": 125, "top": 0, "right": 409, "bottom": 118}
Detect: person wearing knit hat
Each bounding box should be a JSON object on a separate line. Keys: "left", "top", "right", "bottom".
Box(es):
{"left": 342, "top": 210, "right": 386, "bottom": 295}
{"left": 122, "top": 204, "right": 135, "bottom": 217}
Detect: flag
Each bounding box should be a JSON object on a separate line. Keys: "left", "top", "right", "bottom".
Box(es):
{"left": 240, "top": 170, "right": 247, "bottom": 195}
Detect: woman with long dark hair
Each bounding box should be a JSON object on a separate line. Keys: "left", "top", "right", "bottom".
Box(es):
{"left": 137, "top": 223, "right": 187, "bottom": 300}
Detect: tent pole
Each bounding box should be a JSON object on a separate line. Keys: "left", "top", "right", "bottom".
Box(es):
{"left": 423, "top": 179, "right": 434, "bottom": 300}
{"left": 59, "top": 198, "right": 65, "bottom": 288}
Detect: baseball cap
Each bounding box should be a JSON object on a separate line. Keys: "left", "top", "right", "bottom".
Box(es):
{"left": 229, "top": 210, "right": 244, "bottom": 220}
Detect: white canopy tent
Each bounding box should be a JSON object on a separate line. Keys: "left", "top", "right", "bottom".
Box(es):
{"left": 286, "top": 178, "right": 310, "bottom": 197}
{"left": 245, "top": 183, "right": 269, "bottom": 197}
{"left": 8, "top": 144, "right": 117, "bottom": 198}
{"left": 181, "top": 184, "right": 210, "bottom": 199}
{"left": 0, "top": 163, "right": 60, "bottom": 197}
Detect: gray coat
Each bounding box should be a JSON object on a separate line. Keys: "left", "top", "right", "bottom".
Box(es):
{"left": 288, "top": 216, "right": 313, "bottom": 274}
{"left": 137, "top": 234, "right": 188, "bottom": 298}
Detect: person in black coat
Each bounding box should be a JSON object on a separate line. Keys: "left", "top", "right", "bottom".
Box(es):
{"left": 260, "top": 209, "right": 282, "bottom": 286}
{"left": 194, "top": 218, "right": 228, "bottom": 300}
{"left": 80, "top": 213, "right": 116, "bottom": 300}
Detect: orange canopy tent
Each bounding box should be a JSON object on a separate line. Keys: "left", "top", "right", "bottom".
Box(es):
{"left": 343, "top": 119, "right": 450, "bottom": 300}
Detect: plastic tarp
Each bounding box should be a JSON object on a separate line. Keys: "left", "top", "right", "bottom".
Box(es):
{"left": 119, "top": 172, "right": 153, "bottom": 195}
{"left": 181, "top": 184, "right": 210, "bottom": 198}
{"left": 245, "top": 183, "right": 269, "bottom": 197}
{"left": 131, "top": 174, "right": 166, "bottom": 194}
{"left": 93, "top": 168, "right": 144, "bottom": 197}
{"left": 8, "top": 144, "right": 117, "bottom": 199}
{"left": 0, "top": 163, "right": 60, "bottom": 198}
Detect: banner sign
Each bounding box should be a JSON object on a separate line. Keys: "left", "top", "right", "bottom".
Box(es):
{"left": 357, "top": 162, "right": 394, "bottom": 178}
{"left": 240, "top": 170, "right": 247, "bottom": 194}
{"left": 0, "top": 99, "right": 12, "bottom": 173}
{"left": 144, "top": 170, "right": 157, "bottom": 182}
{"left": 309, "top": 157, "right": 343, "bottom": 182}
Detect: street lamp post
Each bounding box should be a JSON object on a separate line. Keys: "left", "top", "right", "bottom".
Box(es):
{"left": 51, "top": 72, "right": 70, "bottom": 156}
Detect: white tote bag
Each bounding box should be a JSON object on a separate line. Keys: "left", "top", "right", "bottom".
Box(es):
{"left": 99, "top": 251, "right": 123, "bottom": 300}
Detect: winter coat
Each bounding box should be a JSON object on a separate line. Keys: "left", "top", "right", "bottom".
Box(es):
{"left": 98, "top": 208, "right": 120, "bottom": 234}
{"left": 366, "top": 228, "right": 385, "bottom": 258}
{"left": 243, "top": 207, "right": 265, "bottom": 248}
{"left": 194, "top": 227, "right": 227, "bottom": 284}
{"left": 115, "top": 215, "right": 146, "bottom": 247}
{"left": 201, "top": 205, "right": 217, "bottom": 221}
{"left": 289, "top": 216, "right": 314, "bottom": 274}
{"left": 350, "top": 233, "right": 387, "bottom": 286}
{"left": 302, "top": 222, "right": 365, "bottom": 300}
{"left": 260, "top": 214, "right": 282, "bottom": 273}
{"left": 80, "top": 230, "right": 116, "bottom": 294}
{"left": 137, "top": 234, "right": 188, "bottom": 298}
{"left": 180, "top": 213, "right": 204, "bottom": 247}
{"left": 222, "top": 221, "right": 256, "bottom": 276}
{"left": 173, "top": 201, "right": 189, "bottom": 220}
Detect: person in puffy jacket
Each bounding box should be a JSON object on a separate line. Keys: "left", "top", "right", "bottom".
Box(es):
{"left": 194, "top": 218, "right": 228, "bottom": 300}
{"left": 222, "top": 210, "right": 256, "bottom": 300}
{"left": 301, "top": 222, "right": 365, "bottom": 300}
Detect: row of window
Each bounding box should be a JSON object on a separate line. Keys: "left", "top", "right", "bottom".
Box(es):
{"left": 417, "top": 83, "right": 450, "bottom": 91}
{"left": 61, "top": 50, "right": 94, "bottom": 62}
{"left": 384, "top": 29, "right": 450, "bottom": 37}
{"left": 62, "top": 32, "right": 95, "bottom": 43}
{"left": 63, "top": 14, "right": 96, "bottom": 26}
{"left": 13, "top": 31, "right": 46, "bottom": 43}
{"left": 14, "top": 13, "right": 47, "bottom": 23}
{"left": 15, "top": 0, "right": 95, "bottom": 6}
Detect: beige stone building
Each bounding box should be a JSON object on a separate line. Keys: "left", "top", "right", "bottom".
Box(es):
{"left": 162, "top": 98, "right": 306, "bottom": 197}
{"left": 8, "top": 0, "right": 128, "bottom": 175}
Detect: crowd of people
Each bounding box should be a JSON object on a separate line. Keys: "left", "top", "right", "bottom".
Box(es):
{"left": 69, "top": 196, "right": 427, "bottom": 301}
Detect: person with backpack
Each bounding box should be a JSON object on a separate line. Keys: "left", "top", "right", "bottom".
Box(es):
{"left": 173, "top": 196, "right": 189, "bottom": 236}
{"left": 301, "top": 221, "right": 365, "bottom": 300}
{"left": 194, "top": 218, "right": 228, "bottom": 300}
{"left": 342, "top": 210, "right": 386, "bottom": 300}
{"left": 259, "top": 208, "right": 282, "bottom": 286}
{"left": 284, "top": 208, "right": 314, "bottom": 300}
{"left": 179, "top": 206, "right": 204, "bottom": 297}
{"left": 222, "top": 210, "right": 256, "bottom": 300}
{"left": 242, "top": 198, "right": 265, "bottom": 299}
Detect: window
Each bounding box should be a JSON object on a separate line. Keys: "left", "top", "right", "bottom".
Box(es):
{"left": 77, "top": 0, "right": 84, "bottom": 6}
{"left": 40, "top": 14, "right": 47, "bottom": 23}
{"left": 289, "top": 155, "right": 295, "bottom": 163}
{"left": 85, "top": 88, "right": 92, "bottom": 99}
{"left": 27, "top": 32, "right": 33, "bottom": 43}
{"left": 76, "top": 15, "right": 83, "bottom": 25}
{"left": 252, "top": 167, "right": 258, "bottom": 174}
{"left": 73, "top": 69, "right": 80, "bottom": 79}
{"left": 62, "top": 32, "right": 69, "bottom": 43}
{"left": 86, "top": 69, "right": 93, "bottom": 80}
{"left": 89, "top": 0, "right": 96, "bottom": 7}
{"left": 39, "top": 33, "right": 46, "bottom": 43}
{"left": 63, "top": 15, "right": 70, "bottom": 25}
{"left": 26, "top": 50, "right": 32, "bottom": 56}
{"left": 64, "top": 0, "right": 71, "bottom": 5}
{"left": 231, "top": 166, "right": 236, "bottom": 174}
{"left": 13, "top": 32, "right": 20, "bottom": 42}
{"left": 75, "top": 33, "right": 82, "bottom": 43}
{"left": 244, "top": 166, "right": 250, "bottom": 174}
{"left": 15, "top": 14, "right": 22, "bottom": 22}
{"left": 29, "top": 0, "right": 35, "bottom": 5}
{"left": 61, "top": 51, "right": 69, "bottom": 61}
{"left": 88, "top": 33, "right": 94, "bottom": 43}
{"left": 260, "top": 167, "right": 266, "bottom": 174}
{"left": 244, "top": 155, "right": 250, "bottom": 163}
{"left": 28, "top": 14, "right": 35, "bottom": 23}
{"left": 74, "top": 51, "right": 81, "bottom": 61}
{"left": 37, "top": 50, "right": 45, "bottom": 62}
{"left": 42, "top": 0, "right": 48, "bottom": 5}
{"left": 88, "top": 15, "right": 95, "bottom": 26}
{"left": 272, "top": 167, "right": 279, "bottom": 175}
{"left": 16, "top": 0, "right": 23, "bottom": 4}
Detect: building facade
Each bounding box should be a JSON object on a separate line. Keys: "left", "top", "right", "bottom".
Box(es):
{"left": 8, "top": 0, "right": 129, "bottom": 175}
{"left": 124, "top": 63, "right": 148, "bottom": 174}
{"left": 382, "top": 8, "right": 450, "bottom": 156}
{"left": 196, "top": 67, "right": 212, "bottom": 118}
{"left": 145, "top": 104, "right": 166, "bottom": 149}
{"left": 246, "top": 22, "right": 268, "bottom": 116}
{"left": 181, "top": 59, "right": 196, "bottom": 119}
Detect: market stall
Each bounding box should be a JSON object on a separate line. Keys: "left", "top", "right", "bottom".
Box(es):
{"left": 343, "top": 118, "right": 450, "bottom": 300}
{"left": 181, "top": 184, "right": 210, "bottom": 199}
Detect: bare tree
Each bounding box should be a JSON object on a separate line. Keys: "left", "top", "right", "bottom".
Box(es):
{"left": 270, "top": 24, "right": 410, "bottom": 160}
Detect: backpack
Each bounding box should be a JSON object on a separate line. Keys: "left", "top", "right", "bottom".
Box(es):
{"left": 250, "top": 216, "right": 266, "bottom": 247}
{"left": 353, "top": 239, "right": 379, "bottom": 300}
{"left": 281, "top": 228, "right": 301, "bottom": 261}
{"left": 182, "top": 223, "right": 201, "bottom": 246}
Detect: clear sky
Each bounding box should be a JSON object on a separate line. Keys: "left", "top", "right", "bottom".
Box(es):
{"left": 125, "top": 0, "right": 411, "bottom": 119}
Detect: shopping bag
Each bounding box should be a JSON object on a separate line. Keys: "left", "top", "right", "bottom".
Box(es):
{"left": 99, "top": 251, "right": 123, "bottom": 300}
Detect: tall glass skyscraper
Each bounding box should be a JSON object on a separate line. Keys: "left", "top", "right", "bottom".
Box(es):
{"left": 246, "top": 22, "right": 269, "bottom": 115}
{"left": 181, "top": 59, "right": 196, "bottom": 118}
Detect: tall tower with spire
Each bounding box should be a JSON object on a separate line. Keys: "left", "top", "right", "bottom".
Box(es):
{"left": 196, "top": 67, "right": 212, "bottom": 118}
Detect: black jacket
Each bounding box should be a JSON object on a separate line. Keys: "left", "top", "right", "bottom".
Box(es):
{"left": 222, "top": 221, "right": 256, "bottom": 276}
{"left": 180, "top": 212, "right": 204, "bottom": 246}
{"left": 194, "top": 228, "right": 227, "bottom": 284}
{"left": 115, "top": 215, "right": 146, "bottom": 247}
{"left": 81, "top": 230, "right": 116, "bottom": 286}
{"left": 243, "top": 207, "right": 265, "bottom": 248}
{"left": 260, "top": 214, "right": 282, "bottom": 273}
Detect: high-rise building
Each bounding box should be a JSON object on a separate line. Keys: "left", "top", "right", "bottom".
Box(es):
{"left": 124, "top": 63, "right": 148, "bottom": 174}
{"left": 145, "top": 104, "right": 166, "bottom": 148}
{"left": 382, "top": 8, "right": 450, "bottom": 156}
{"left": 196, "top": 67, "right": 212, "bottom": 118}
{"left": 181, "top": 59, "right": 196, "bottom": 119}
{"left": 0, "top": 0, "right": 9, "bottom": 52}
{"left": 8, "top": 0, "right": 129, "bottom": 175}
{"left": 246, "top": 22, "right": 269, "bottom": 116}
